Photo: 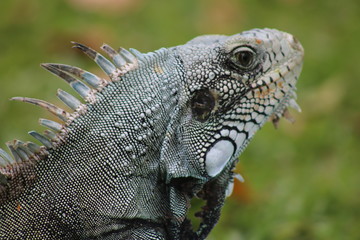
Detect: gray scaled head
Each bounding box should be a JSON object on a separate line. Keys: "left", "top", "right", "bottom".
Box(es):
{"left": 167, "top": 28, "right": 304, "bottom": 179}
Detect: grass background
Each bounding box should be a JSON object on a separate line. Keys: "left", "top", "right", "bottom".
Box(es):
{"left": 0, "top": 0, "right": 359, "bottom": 239}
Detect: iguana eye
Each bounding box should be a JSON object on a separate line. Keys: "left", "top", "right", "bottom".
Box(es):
{"left": 191, "top": 89, "right": 216, "bottom": 122}
{"left": 233, "top": 47, "right": 256, "bottom": 69}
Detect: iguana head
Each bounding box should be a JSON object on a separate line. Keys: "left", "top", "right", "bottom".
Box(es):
{"left": 172, "top": 28, "right": 304, "bottom": 178}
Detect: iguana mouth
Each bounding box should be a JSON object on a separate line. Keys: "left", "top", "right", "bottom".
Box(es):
{"left": 249, "top": 44, "right": 304, "bottom": 127}
{"left": 269, "top": 91, "right": 302, "bottom": 128}
{"left": 252, "top": 66, "right": 302, "bottom": 128}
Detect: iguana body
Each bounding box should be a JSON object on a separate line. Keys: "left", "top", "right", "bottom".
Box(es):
{"left": 0, "top": 28, "right": 304, "bottom": 239}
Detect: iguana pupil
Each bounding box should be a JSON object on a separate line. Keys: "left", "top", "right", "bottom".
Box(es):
{"left": 235, "top": 48, "right": 255, "bottom": 68}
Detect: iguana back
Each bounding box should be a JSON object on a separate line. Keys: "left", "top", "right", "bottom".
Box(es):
{"left": 0, "top": 29, "right": 304, "bottom": 239}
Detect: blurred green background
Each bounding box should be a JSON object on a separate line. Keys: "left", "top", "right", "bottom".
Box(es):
{"left": 0, "top": 0, "right": 359, "bottom": 239}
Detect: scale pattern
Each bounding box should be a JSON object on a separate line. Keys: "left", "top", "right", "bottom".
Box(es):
{"left": 0, "top": 28, "right": 304, "bottom": 239}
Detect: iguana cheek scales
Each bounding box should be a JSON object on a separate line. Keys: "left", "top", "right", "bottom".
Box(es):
{"left": 0, "top": 28, "right": 304, "bottom": 239}
{"left": 205, "top": 139, "right": 234, "bottom": 177}
{"left": 205, "top": 129, "right": 247, "bottom": 177}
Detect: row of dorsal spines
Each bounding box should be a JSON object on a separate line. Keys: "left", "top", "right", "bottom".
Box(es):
{"left": 0, "top": 42, "right": 141, "bottom": 171}
{"left": 0, "top": 140, "right": 45, "bottom": 167}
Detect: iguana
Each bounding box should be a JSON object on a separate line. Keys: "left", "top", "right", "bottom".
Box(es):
{"left": 0, "top": 28, "right": 304, "bottom": 239}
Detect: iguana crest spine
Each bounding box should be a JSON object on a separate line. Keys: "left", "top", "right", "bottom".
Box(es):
{"left": 0, "top": 43, "right": 143, "bottom": 203}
